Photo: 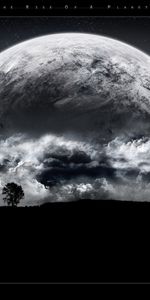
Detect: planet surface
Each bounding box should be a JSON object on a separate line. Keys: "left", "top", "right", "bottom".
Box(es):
{"left": 0, "top": 33, "right": 150, "bottom": 138}
{"left": 0, "top": 33, "right": 150, "bottom": 205}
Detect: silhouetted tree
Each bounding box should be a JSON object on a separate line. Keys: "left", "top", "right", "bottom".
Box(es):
{"left": 2, "top": 182, "right": 24, "bottom": 207}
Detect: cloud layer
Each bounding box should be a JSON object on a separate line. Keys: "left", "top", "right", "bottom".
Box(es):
{"left": 0, "top": 132, "right": 150, "bottom": 205}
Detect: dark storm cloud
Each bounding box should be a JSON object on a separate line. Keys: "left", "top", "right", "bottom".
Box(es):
{"left": 36, "top": 152, "right": 116, "bottom": 188}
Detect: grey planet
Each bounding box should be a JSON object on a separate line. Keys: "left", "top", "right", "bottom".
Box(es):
{"left": 0, "top": 33, "right": 150, "bottom": 140}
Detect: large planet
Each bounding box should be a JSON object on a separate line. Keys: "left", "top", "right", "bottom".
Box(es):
{"left": 0, "top": 33, "right": 150, "bottom": 204}
{"left": 0, "top": 33, "right": 150, "bottom": 139}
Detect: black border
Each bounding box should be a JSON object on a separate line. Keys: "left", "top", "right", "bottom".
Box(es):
{"left": 0, "top": 0, "right": 150, "bottom": 16}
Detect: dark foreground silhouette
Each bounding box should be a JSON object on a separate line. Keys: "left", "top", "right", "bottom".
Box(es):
{"left": 2, "top": 182, "right": 24, "bottom": 207}
{"left": 0, "top": 197, "right": 150, "bottom": 284}
{"left": 0, "top": 198, "right": 150, "bottom": 208}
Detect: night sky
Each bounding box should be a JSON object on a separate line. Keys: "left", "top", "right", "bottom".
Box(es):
{"left": 0, "top": 17, "right": 150, "bottom": 55}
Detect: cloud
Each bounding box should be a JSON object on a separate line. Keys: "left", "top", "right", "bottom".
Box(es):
{"left": 0, "top": 132, "right": 150, "bottom": 205}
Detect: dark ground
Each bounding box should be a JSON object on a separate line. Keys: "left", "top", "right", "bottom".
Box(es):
{"left": 0, "top": 198, "right": 150, "bottom": 283}
{"left": 1, "top": 198, "right": 150, "bottom": 208}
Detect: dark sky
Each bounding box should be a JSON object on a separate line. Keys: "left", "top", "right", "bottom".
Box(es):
{"left": 0, "top": 17, "right": 150, "bottom": 55}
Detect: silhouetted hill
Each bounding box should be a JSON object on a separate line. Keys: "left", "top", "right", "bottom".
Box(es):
{"left": 1, "top": 197, "right": 150, "bottom": 283}
{"left": 1, "top": 198, "right": 150, "bottom": 208}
